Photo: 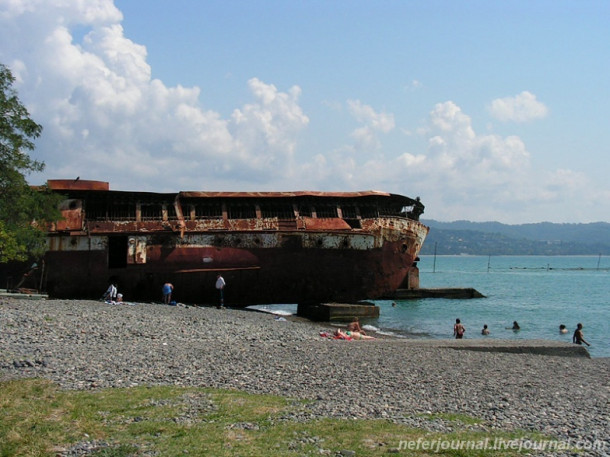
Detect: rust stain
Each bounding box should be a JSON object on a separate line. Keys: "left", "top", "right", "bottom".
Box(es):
{"left": 38, "top": 179, "right": 429, "bottom": 305}
{"left": 301, "top": 217, "right": 352, "bottom": 230}
{"left": 179, "top": 190, "right": 393, "bottom": 198}
{"left": 47, "top": 179, "right": 109, "bottom": 191}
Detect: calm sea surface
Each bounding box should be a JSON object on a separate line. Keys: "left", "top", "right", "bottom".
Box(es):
{"left": 376, "top": 255, "right": 609, "bottom": 358}
{"left": 253, "top": 255, "right": 609, "bottom": 358}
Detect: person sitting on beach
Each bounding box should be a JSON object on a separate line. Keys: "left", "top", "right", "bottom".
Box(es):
{"left": 453, "top": 319, "right": 465, "bottom": 339}
{"left": 572, "top": 323, "right": 591, "bottom": 346}
{"left": 347, "top": 318, "right": 366, "bottom": 335}
{"left": 559, "top": 324, "right": 568, "bottom": 334}
{"left": 481, "top": 324, "right": 490, "bottom": 335}
{"left": 102, "top": 282, "right": 117, "bottom": 302}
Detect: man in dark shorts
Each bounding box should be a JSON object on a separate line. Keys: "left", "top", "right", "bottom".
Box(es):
{"left": 572, "top": 323, "right": 591, "bottom": 346}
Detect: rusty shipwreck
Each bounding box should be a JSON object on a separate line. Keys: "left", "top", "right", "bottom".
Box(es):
{"left": 39, "top": 179, "right": 429, "bottom": 306}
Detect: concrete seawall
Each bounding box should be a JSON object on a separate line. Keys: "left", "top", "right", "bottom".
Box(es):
{"left": 385, "top": 287, "right": 485, "bottom": 299}
{"left": 398, "top": 338, "right": 591, "bottom": 358}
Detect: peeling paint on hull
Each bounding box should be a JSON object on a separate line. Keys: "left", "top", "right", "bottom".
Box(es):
{"left": 44, "top": 228, "right": 427, "bottom": 305}
{"left": 39, "top": 180, "right": 429, "bottom": 306}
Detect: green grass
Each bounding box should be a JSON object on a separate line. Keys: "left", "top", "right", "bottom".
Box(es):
{"left": 0, "top": 378, "right": 563, "bottom": 457}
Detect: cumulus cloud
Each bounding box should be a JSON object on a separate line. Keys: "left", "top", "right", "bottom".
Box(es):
{"left": 347, "top": 100, "right": 395, "bottom": 133}
{"left": 0, "top": 0, "right": 308, "bottom": 191}
{"left": 346, "top": 100, "right": 394, "bottom": 152}
{"left": 411, "top": 101, "right": 604, "bottom": 222}
{"left": 488, "top": 91, "right": 549, "bottom": 122}
{"left": 428, "top": 101, "right": 529, "bottom": 171}
{"left": 0, "top": 0, "right": 603, "bottom": 222}
{"left": 309, "top": 99, "right": 594, "bottom": 223}
{"left": 231, "top": 78, "right": 308, "bottom": 175}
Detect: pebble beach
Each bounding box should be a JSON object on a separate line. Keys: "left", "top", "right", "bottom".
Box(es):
{"left": 1, "top": 298, "right": 608, "bottom": 456}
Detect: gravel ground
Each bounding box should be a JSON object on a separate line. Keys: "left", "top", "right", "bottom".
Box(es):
{"left": 1, "top": 298, "right": 608, "bottom": 456}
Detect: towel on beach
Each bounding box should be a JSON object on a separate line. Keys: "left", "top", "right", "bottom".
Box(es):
{"left": 319, "top": 331, "right": 352, "bottom": 340}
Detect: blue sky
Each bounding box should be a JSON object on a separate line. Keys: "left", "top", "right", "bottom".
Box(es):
{"left": 1, "top": 0, "right": 609, "bottom": 223}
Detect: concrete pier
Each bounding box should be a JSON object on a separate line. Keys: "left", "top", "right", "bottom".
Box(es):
{"left": 297, "top": 302, "right": 379, "bottom": 321}
{"left": 385, "top": 287, "right": 485, "bottom": 299}
{"left": 399, "top": 339, "right": 591, "bottom": 358}
{"left": 0, "top": 289, "right": 48, "bottom": 300}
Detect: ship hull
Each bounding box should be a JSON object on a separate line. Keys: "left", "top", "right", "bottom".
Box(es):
{"left": 33, "top": 180, "right": 429, "bottom": 306}
{"left": 44, "top": 223, "right": 427, "bottom": 306}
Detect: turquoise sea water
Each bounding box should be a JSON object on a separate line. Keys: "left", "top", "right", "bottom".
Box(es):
{"left": 253, "top": 255, "right": 609, "bottom": 358}
{"left": 377, "top": 255, "right": 609, "bottom": 358}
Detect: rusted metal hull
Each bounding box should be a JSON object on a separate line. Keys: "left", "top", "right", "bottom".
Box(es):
{"left": 43, "top": 225, "right": 427, "bottom": 305}
{"left": 37, "top": 180, "right": 429, "bottom": 306}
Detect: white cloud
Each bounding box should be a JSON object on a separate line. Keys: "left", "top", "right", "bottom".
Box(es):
{"left": 488, "top": 91, "right": 549, "bottom": 122}
{"left": 344, "top": 100, "right": 395, "bottom": 153}
{"left": 309, "top": 99, "right": 596, "bottom": 223}
{"left": 347, "top": 100, "right": 395, "bottom": 133}
{"left": 0, "top": 0, "right": 308, "bottom": 191}
{"left": 231, "top": 78, "right": 309, "bottom": 174}
{"left": 0, "top": 0, "right": 604, "bottom": 222}
{"left": 426, "top": 101, "right": 529, "bottom": 173}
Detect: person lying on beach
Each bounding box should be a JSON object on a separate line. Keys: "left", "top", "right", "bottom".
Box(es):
{"left": 334, "top": 328, "right": 375, "bottom": 340}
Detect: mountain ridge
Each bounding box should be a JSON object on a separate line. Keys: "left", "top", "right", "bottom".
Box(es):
{"left": 419, "top": 220, "right": 610, "bottom": 255}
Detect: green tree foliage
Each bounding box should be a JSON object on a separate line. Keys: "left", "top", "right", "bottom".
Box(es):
{"left": 0, "top": 63, "right": 61, "bottom": 262}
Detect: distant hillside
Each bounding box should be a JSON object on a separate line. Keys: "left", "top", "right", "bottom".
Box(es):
{"left": 419, "top": 220, "right": 610, "bottom": 255}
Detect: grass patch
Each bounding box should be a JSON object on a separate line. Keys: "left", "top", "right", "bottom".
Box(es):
{"left": 0, "top": 378, "right": 562, "bottom": 456}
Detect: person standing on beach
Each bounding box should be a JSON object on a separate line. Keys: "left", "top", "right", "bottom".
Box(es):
{"left": 453, "top": 319, "right": 465, "bottom": 339}
{"left": 572, "top": 323, "right": 591, "bottom": 346}
{"left": 162, "top": 282, "right": 174, "bottom": 304}
{"left": 215, "top": 274, "right": 226, "bottom": 309}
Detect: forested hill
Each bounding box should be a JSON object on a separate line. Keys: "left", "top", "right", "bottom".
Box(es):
{"left": 419, "top": 220, "right": 610, "bottom": 255}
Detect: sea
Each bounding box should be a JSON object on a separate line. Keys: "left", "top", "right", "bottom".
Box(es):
{"left": 250, "top": 255, "right": 609, "bottom": 358}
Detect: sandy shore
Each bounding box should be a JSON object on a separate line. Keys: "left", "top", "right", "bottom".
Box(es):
{"left": 1, "top": 298, "right": 608, "bottom": 455}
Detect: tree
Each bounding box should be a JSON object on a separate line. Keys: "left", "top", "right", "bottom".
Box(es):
{"left": 0, "top": 63, "right": 61, "bottom": 262}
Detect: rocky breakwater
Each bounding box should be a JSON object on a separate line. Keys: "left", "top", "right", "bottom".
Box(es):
{"left": 1, "top": 299, "right": 608, "bottom": 456}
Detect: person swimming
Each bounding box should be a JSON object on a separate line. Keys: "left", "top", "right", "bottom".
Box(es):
{"left": 506, "top": 321, "right": 520, "bottom": 331}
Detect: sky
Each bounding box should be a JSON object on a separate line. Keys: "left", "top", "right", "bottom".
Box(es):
{"left": 1, "top": 0, "right": 609, "bottom": 224}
